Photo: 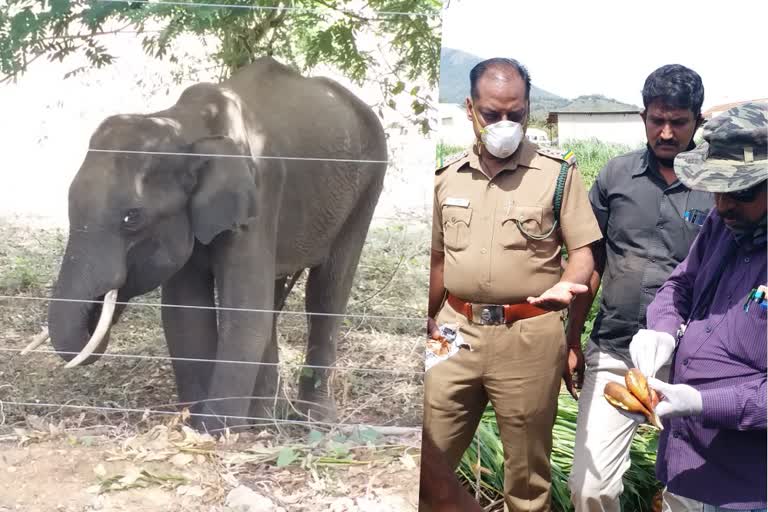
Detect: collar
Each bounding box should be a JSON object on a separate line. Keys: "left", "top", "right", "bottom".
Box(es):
{"left": 460, "top": 138, "right": 541, "bottom": 175}
{"left": 731, "top": 215, "right": 768, "bottom": 251}
{"left": 634, "top": 146, "right": 657, "bottom": 177}
{"left": 635, "top": 141, "right": 697, "bottom": 185}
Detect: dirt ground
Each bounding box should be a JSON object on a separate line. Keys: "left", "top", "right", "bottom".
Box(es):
{"left": 0, "top": 425, "right": 421, "bottom": 511}
{"left": 0, "top": 217, "right": 428, "bottom": 511}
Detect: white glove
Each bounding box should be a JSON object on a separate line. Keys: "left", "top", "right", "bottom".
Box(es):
{"left": 647, "top": 377, "right": 703, "bottom": 419}
{"left": 629, "top": 329, "right": 676, "bottom": 378}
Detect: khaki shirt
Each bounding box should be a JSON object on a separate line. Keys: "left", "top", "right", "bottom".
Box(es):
{"left": 432, "top": 139, "right": 603, "bottom": 304}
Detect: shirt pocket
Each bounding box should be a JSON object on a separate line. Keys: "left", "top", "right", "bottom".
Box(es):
{"left": 682, "top": 195, "right": 712, "bottom": 238}
{"left": 725, "top": 297, "right": 767, "bottom": 369}
{"left": 442, "top": 205, "right": 473, "bottom": 251}
{"left": 499, "top": 205, "right": 550, "bottom": 250}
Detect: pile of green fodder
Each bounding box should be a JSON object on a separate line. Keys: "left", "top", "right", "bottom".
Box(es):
{"left": 457, "top": 398, "right": 661, "bottom": 512}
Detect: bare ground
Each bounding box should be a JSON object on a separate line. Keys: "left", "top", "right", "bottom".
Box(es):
{"left": 0, "top": 217, "right": 429, "bottom": 511}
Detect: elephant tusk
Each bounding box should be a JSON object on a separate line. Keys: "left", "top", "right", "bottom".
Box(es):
{"left": 20, "top": 327, "right": 50, "bottom": 355}
{"left": 64, "top": 289, "right": 119, "bottom": 368}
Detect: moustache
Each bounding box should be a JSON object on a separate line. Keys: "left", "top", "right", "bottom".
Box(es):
{"left": 655, "top": 140, "right": 678, "bottom": 147}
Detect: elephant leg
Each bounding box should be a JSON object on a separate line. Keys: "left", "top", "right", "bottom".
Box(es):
{"left": 161, "top": 250, "right": 218, "bottom": 425}
{"left": 299, "top": 192, "right": 380, "bottom": 423}
{"left": 247, "top": 278, "right": 287, "bottom": 421}
{"left": 202, "top": 229, "right": 277, "bottom": 430}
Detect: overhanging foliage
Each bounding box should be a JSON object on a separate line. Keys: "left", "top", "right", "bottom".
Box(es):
{"left": 0, "top": 0, "right": 443, "bottom": 133}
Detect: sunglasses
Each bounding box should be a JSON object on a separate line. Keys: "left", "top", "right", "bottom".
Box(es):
{"left": 722, "top": 180, "right": 767, "bottom": 203}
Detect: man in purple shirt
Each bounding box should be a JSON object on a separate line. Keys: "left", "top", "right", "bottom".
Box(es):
{"left": 627, "top": 101, "right": 767, "bottom": 511}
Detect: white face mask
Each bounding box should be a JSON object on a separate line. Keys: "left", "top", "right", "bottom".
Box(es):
{"left": 480, "top": 120, "right": 524, "bottom": 158}
{"left": 471, "top": 106, "right": 524, "bottom": 159}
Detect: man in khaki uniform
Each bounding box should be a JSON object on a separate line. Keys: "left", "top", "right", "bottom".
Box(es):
{"left": 423, "top": 57, "right": 603, "bottom": 512}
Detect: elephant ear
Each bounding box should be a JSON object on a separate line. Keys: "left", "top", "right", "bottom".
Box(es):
{"left": 186, "top": 135, "right": 259, "bottom": 245}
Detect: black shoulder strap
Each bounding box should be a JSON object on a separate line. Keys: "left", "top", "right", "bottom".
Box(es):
{"left": 553, "top": 160, "right": 570, "bottom": 225}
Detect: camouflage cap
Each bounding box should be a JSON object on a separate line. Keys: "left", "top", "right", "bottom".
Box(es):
{"left": 674, "top": 101, "right": 768, "bottom": 193}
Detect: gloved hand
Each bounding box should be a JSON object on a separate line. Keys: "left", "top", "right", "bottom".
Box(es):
{"left": 647, "top": 377, "right": 703, "bottom": 419}
{"left": 629, "top": 329, "right": 676, "bottom": 378}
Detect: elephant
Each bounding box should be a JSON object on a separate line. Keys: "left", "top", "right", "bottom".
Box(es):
{"left": 39, "top": 56, "right": 388, "bottom": 430}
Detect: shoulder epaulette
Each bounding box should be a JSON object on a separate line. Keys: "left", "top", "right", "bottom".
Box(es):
{"left": 536, "top": 146, "right": 577, "bottom": 166}
{"left": 435, "top": 150, "right": 469, "bottom": 175}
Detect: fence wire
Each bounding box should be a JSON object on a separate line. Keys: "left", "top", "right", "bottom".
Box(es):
{"left": 97, "top": 0, "right": 439, "bottom": 18}
{"left": 0, "top": 295, "right": 424, "bottom": 322}
{"left": 0, "top": 346, "right": 425, "bottom": 375}
{"left": 0, "top": 400, "right": 422, "bottom": 433}
{"left": 0, "top": 0, "right": 436, "bottom": 441}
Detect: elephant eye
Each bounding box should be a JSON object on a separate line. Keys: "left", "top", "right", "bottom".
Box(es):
{"left": 122, "top": 209, "right": 144, "bottom": 231}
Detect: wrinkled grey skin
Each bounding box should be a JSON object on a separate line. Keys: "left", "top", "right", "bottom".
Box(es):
{"left": 47, "top": 57, "right": 387, "bottom": 430}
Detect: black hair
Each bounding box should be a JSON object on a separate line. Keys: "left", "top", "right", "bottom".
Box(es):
{"left": 642, "top": 64, "right": 705, "bottom": 117}
{"left": 469, "top": 58, "right": 531, "bottom": 101}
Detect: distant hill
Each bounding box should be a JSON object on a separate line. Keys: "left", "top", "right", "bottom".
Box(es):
{"left": 439, "top": 47, "right": 570, "bottom": 121}
{"left": 552, "top": 94, "right": 640, "bottom": 113}
{"left": 438, "top": 48, "right": 640, "bottom": 121}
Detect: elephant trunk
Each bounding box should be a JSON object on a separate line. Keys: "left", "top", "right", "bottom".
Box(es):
{"left": 47, "top": 231, "right": 127, "bottom": 366}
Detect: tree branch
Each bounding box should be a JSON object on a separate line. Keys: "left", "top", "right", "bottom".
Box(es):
{"left": 310, "top": 0, "right": 377, "bottom": 22}
{"left": 38, "top": 23, "right": 138, "bottom": 42}
{"left": 0, "top": 51, "right": 45, "bottom": 84}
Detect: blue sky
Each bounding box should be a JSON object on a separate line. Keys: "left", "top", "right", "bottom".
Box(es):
{"left": 440, "top": 0, "right": 767, "bottom": 111}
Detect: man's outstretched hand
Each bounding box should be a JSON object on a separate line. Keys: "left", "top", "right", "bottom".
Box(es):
{"left": 527, "top": 281, "right": 589, "bottom": 311}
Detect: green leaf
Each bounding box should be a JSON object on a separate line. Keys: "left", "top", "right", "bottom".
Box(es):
{"left": 329, "top": 441, "right": 350, "bottom": 458}
{"left": 308, "top": 430, "right": 324, "bottom": 445}
{"left": 358, "top": 427, "right": 381, "bottom": 443}
{"left": 49, "top": 0, "right": 71, "bottom": 16}
{"left": 276, "top": 447, "right": 299, "bottom": 467}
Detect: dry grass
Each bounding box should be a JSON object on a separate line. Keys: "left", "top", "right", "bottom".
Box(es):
{"left": 0, "top": 216, "right": 428, "bottom": 510}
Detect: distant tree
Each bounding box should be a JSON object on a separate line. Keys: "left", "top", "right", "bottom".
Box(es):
{"left": 0, "top": 0, "right": 442, "bottom": 133}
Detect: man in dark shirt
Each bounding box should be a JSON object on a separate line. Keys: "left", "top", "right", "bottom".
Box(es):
{"left": 566, "top": 64, "right": 713, "bottom": 512}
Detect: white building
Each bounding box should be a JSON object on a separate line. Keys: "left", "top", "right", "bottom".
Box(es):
{"left": 437, "top": 103, "right": 475, "bottom": 148}
{"left": 548, "top": 108, "right": 645, "bottom": 147}
{"left": 526, "top": 127, "right": 551, "bottom": 146}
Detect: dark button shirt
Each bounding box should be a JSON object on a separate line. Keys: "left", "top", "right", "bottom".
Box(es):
{"left": 588, "top": 146, "right": 713, "bottom": 355}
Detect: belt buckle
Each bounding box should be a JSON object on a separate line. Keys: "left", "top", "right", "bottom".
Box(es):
{"left": 474, "top": 304, "right": 504, "bottom": 325}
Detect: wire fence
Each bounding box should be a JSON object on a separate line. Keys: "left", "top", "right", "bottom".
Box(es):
{"left": 0, "top": 295, "right": 424, "bottom": 321}
{"left": 0, "top": 346, "right": 424, "bottom": 376}
{"left": 97, "top": 0, "right": 441, "bottom": 18}
{"left": 0, "top": 400, "right": 422, "bottom": 434}
{"left": 0, "top": 262, "right": 427, "bottom": 435}
{"left": 0, "top": 0, "right": 435, "bottom": 462}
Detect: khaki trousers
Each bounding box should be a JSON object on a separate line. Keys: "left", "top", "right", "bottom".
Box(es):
{"left": 567, "top": 340, "right": 669, "bottom": 512}
{"left": 661, "top": 489, "right": 767, "bottom": 512}
{"left": 422, "top": 299, "right": 567, "bottom": 512}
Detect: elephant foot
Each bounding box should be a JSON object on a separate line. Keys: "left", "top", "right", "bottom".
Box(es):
{"left": 186, "top": 399, "right": 265, "bottom": 433}
{"left": 248, "top": 395, "right": 288, "bottom": 423}
{"left": 297, "top": 376, "right": 338, "bottom": 423}
{"left": 295, "top": 398, "right": 338, "bottom": 425}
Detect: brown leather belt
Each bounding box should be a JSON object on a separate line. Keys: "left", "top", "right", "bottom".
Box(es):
{"left": 447, "top": 293, "right": 548, "bottom": 325}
